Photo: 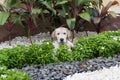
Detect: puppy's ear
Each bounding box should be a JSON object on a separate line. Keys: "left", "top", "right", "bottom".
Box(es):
{"left": 67, "top": 29, "right": 72, "bottom": 40}
{"left": 51, "top": 31, "right": 56, "bottom": 40}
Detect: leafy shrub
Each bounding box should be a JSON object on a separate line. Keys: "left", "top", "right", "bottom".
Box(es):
{"left": 102, "top": 30, "right": 120, "bottom": 42}
{"left": 0, "top": 31, "right": 120, "bottom": 69}
{"left": 56, "top": 45, "right": 73, "bottom": 62}
{"left": 0, "top": 40, "right": 56, "bottom": 68}
{"left": 25, "top": 40, "right": 56, "bottom": 64}
{"left": 104, "top": 30, "right": 120, "bottom": 36}
{"left": 0, "top": 66, "right": 30, "bottom": 80}
{"left": 73, "top": 31, "right": 120, "bottom": 60}
{"left": 0, "top": 45, "right": 27, "bottom": 68}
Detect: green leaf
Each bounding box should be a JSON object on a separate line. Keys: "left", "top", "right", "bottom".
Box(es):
{"left": 9, "top": 0, "right": 17, "bottom": 5}
{"left": 11, "top": 15, "right": 21, "bottom": 24}
{"left": 41, "top": 1, "right": 56, "bottom": 15}
{"left": 31, "top": 15, "right": 38, "bottom": 27}
{"left": 75, "top": 0, "right": 95, "bottom": 6}
{"left": 92, "top": 17, "right": 101, "bottom": 24}
{"left": 66, "top": 18, "right": 76, "bottom": 30}
{"left": 78, "top": 12, "right": 91, "bottom": 22}
{"left": 6, "top": 0, "right": 17, "bottom": 8}
{"left": 31, "top": 9, "right": 42, "bottom": 15}
{"left": 57, "top": 10, "right": 66, "bottom": 17}
{"left": 75, "top": 0, "right": 84, "bottom": 6}
{"left": 40, "top": 10, "right": 45, "bottom": 21}
{"left": 108, "top": 11, "right": 117, "bottom": 18}
{"left": 56, "top": 0, "right": 68, "bottom": 5}
{"left": 0, "top": 12, "right": 9, "bottom": 25}
{"left": 19, "top": 19, "right": 28, "bottom": 33}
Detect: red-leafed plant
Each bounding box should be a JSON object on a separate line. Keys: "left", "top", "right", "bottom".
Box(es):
{"left": 0, "top": 0, "right": 20, "bottom": 45}
{"left": 87, "top": 0, "right": 119, "bottom": 33}
{"left": 15, "top": 0, "right": 40, "bottom": 43}
{"left": 0, "top": 0, "right": 119, "bottom": 45}
{"left": 16, "top": 0, "right": 57, "bottom": 43}
{"left": 51, "top": 0, "right": 102, "bottom": 40}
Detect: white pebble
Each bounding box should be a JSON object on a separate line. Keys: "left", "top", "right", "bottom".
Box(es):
{"left": 63, "top": 65, "right": 120, "bottom": 80}
{"left": 0, "top": 31, "right": 96, "bottom": 49}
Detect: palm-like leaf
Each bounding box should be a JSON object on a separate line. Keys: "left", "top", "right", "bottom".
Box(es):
{"left": 41, "top": 0, "right": 56, "bottom": 15}
{"left": 0, "top": 12, "right": 9, "bottom": 25}
{"left": 66, "top": 18, "right": 76, "bottom": 30}
{"left": 78, "top": 12, "right": 91, "bottom": 22}
{"left": 100, "top": 1, "right": 119, "bottom": 17}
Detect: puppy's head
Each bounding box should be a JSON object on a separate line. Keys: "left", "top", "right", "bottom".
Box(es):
{"left": 51, "top": 27, "right": 72, "bottom": 44}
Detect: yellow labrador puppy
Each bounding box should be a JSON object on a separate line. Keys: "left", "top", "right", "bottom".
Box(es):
{"left": 51, "top": 27, "right": 74, "bottom": 50}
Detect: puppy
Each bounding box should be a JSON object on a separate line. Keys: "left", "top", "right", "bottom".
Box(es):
{"left": 51, "top": 27, "right": 74, "bottom": 50}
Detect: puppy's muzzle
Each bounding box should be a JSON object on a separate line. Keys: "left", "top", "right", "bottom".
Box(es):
{"left": 60, "top": 38, "right": 64, "bottom": 43}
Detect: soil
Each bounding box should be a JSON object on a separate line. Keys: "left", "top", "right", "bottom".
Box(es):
{"left": 0, "top": 21, "right": 52, "bottom": 42}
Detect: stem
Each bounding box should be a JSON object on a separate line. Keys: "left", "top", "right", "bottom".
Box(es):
{"left": 8, "top": 31, "right": 11, "bottom": 46}
{"left": 71, "top": 29, "right": 74, "bottom": 42}
{"left": 91, "top": 20, "right": 100, "bottom": 34}
{"left": 28, "top": 28, "right": 32, "bottom": 44}
{"left": 85, "top": 31, "right": 88, "bottom": 36}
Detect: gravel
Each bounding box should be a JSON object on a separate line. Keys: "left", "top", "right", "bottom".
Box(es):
{"left": 0, "top": 31, "right": 96, "bottom": 50}
{"left": 64, "top": 65, "right": 120, "bottom": 80}
{"left": 21, "top": 54, "right": 120, "bottom": 80}
{"left": 1, "top": 32, "right": 120, "bottom": 80}
{"left": 0, "top": 32, "right": 51, "bottom": 49}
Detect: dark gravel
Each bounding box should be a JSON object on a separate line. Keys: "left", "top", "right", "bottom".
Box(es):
{"left": 21, "top": 54, "right": 120, "bottom": 80}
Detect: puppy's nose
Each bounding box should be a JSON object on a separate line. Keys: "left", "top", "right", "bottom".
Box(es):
{"left": 60, "top": 38, "right": 64, "bottom": 42}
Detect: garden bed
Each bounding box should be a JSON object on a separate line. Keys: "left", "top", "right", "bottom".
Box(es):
{"left": 0, "top": 30, "right": 120, "bottom": 80}
{"left": 0, "top": 0, "right": 120, "bottom": 80}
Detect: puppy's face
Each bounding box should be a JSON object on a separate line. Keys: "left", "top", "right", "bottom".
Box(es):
{"left": 51, "top": 27, "right": 71, "bottom": 44}
{"left": 55, "top": 28, "right": 67, "bottom": 43}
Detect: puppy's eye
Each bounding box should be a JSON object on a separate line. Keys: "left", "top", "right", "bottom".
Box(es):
{"left": 57, "top": 33, "right": 60, "bottom": 35}
{"left": 63, "top": 33, "right": 66, "bottom": 35}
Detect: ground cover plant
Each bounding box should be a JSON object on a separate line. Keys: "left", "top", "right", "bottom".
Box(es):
{"left": 73, "top": 30, "right": 120, "bottom": 60}
{"left": 0, "top": 40, "right": 56, "bottom": 68}
{"left": 0, "top": 30, "right": 120, "bottom": 69}
{"left": 73, "top": 33, "right": 120, "bottom": 60}
{"left": 0, "top": 66, "right": 30, "bottom": 80}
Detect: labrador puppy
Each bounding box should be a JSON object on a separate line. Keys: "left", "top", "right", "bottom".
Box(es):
{"left": 51, "top": 27, "right": 74, "bottom": 50}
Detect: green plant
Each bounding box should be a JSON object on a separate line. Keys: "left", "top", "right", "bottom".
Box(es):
{"left": 101, "top": 30, "right": 120, "bottom": 40}
{"left": 25, "top": 40, "right": 56, "bottom": 64}
{"left": 89, "top": 0, "right": 119, "bottom": 33}
{"left": 15, "top": 0, "right": 43, "bottom": 43}
{"left": 0, "top": 0, "right": 21, "bottom": 45}
{"left": 0, "top": 46, "right": 27, "bottom": 68}
{"left": 56, "top": 44, "right": 73, "bottom": 62}
{"left": 0, "top": 45, "right": 27, "bottom": 68}
{"left": 57, "top": 0, "right": 119, "bottom": 34}
{"left": 54, "top": 0, "right": 101, "bottom": 39}
{"left": 0, "top": 66, "right": 30, "bottom": 80}
{"left": 74, "top": 31, "right": 120, "bottom": 59}
{"left": 0, "top": 30, "right": 120, "bottom": 69}
{"left": 7, "top": 45, "right": 27, "bottom": 68}
{"left": 24, "top": 44, "right": 41, "bottom": 64}
{"left": 0, "top": 0, "right": 52, "bottom": 44}
{"left": 0, "top": 40, "right": 56, "bottom": 68}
